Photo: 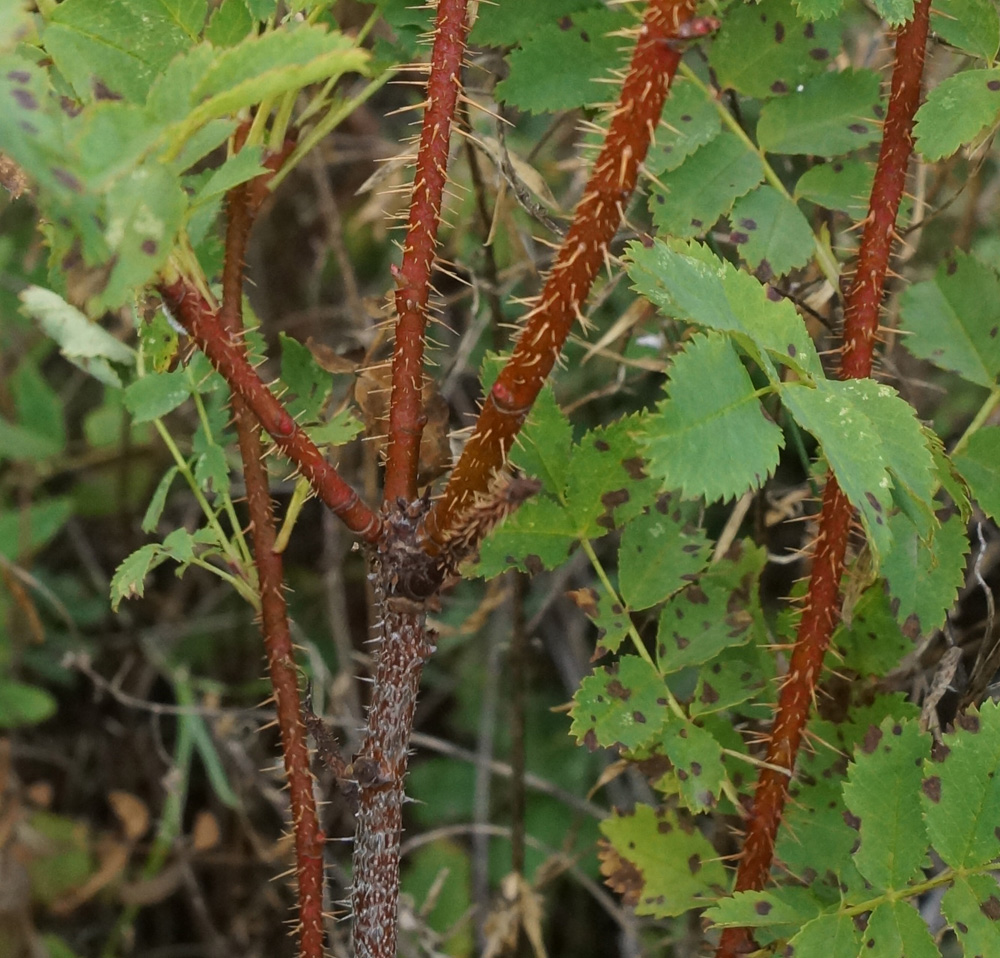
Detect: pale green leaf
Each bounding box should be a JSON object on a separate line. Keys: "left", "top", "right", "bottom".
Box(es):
{"left": 843, "top": 717, "right": 930, "bottom": 890}
{"left": 307, "top": 409, "right": 364, "bottom": 447}
{"left": 124, "top": 369, "right": 191, "bottom": 424}
{"left": 110, "top": 543, "right": 169, "bottom": 609}
{"left": 618, "top": 507, "right": 710, "bottom": 611}
{"left": 931, "top": 0, "right": 1000, "bottom": 60}
{"left": 792, "top": 0, "right": 845, "bottom": 19}
{"left": 757, "top": 69, "right": 884, "bottom": 155}
{"left": 191, "top": 146, "right": 266, "bottom": 205}
{"left": 639, "top": 334, "right": 784, "bottom": 502}
{"left": 0, "top": 681, "right": 58, "bottom": 728}
{"left": 194, "top": 445, "right": 229, "bottom": 493}
{"left": 872, "top": 0, "right": 915, "bottom": 26}
{"left": 795, "top": 159, "right": 874, "bottom": 215}
{"left": 645, "top": 78, "right": 722, "bottom": 175}
{"left": 494, "top": 8, "right": 631, "bottom": 113}
{"left": 942, "top": 874, "right": 1000, "bottom": 957}
{"left": 649, "top": 133, "right": 765, "bottom": 239}
{"left": 243, "top": 0, "right": 276, "bottom": 18}
{"left": 626, "top": 238, "right": 823, "bottom": 380}
{"left": 599, "top": 806, "right": 728, "bottom": 918}
{"left": 899, "top": 251, "right": 1000, "bottom": 387}
{"left": 708, "top": 0, "right": 840, "bottom": 99}
{"left": 706, "top": 886, "right": 826, "bottom": 932}
{"left": 953, "top": 427, "right": 1000, "bottom": 522}
{"left": 862, "top": 901, "right": 938, "bottom": 958}
{"left": 141, "top": 466, "right": 179, "bottom": 532}
{"left": 922, "top": 701, "right": 1000, "bottom": 869}
{"left": 20, "top": 286, "right": 134, "bottom": 365}
{"left": 205, "top": 0, "right": 254, "bottom": 45}
{"left": 914, "top": 69, "right": 1000, "bottom": 161}
{"left": 728, "top": 186, "right": 814, "bottom": 278}
{"left": 881, "top": 512, "right": 969, "bottom": 636}
{"left": 0, "top": 0, "right": 34, "bottom": 50}
{"left": 570, "top": 655, "right": 669, "bottom": 750}
{"left": 656, "top": 543, "right": 766, "bottom": 672}
{"left": 654, "top": 716, "right": 728, "bottom": 811}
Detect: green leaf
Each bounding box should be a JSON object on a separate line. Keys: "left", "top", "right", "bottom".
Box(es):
{"left": 757, "top": 69, "right": 884, "bottom": 155}
{"left": 649, "top": 133, "right": 765, "bottom": 239}
{"left": 618, "top": 507, "right": 711, "bottom": 611}
{"left": 954, "top": 427, "right": 1000, "bottom": 522}
{"left": 638, "top": 333, "right": 785, "bottom": 502}
{"left": 0, "top": 498, "right": 73, "bottom": 560}
{"left": 728, "top": 186, "right": 814, "bottom": 278}
{"left": 0, "top": 681, "right": 58, "bottom": 728}
{"left": 914, "top": 69, "right": 1000, "bottom": 161}
{"left": 898, "top": 251, "right": 1000, "bottom": 388}
{"left": 792, "top": 0, "right": 845, "bottom": 19}
{"left": 654, "top": 716, "right": 728, "bottom": 811}
{"left": 786, "top": 913, "right": 861, "bottom": 958}
{"left": 689, "top": 642, "right": 773, "bottom": 717}
{"left": 0, "top": 0, "right": 34, "bottom": 49}
{"left": 471, "top": 0, "right": 601, "bottom": 45}
{"left": 922, "top": 701, "right": 1000, "bottom": 869}
{"left": 645, "top": 78, "right": 722, "bottom": 175}
{"left": 194, "top": 445, "right": 229, "bottom": 493}
{"left": 510, "top": 387, "right": 573, "bottom": 494}
{"left": 140, "top": 309, "right": 180, "bottom": 373}
{"left": 278, "top": 332, "right": 333, "bottom": 422}
{"left": 626, "top": 238, "right": 824, "bottom": 380}
{"left": 708, "top": 0, "right": 840, "bottom": 99}
{"left": 832, "top": 585, "right": 913, "bottom": 676}
{"left": 44, "top": 0, "right": 203, "bottom": 103}
{"left": 871, "top": 0, "right": 914, "bottom": 26}
{"left": 110, "top": 542, "right": 169, "bottom": 609}
{"left": 568, "top": 584, "right": 633, "bottom": 657}
{"left": 843, "top": 717, "right": 930, "bottom": 890}
{"left": 881, "top": 512, "right": 969, "bottom": 636}
{"left": 0, "top": 420, "right": 63, "bottom": 462}
{"left": 570, "top": 655, "right": 669, "bottom": 751}
{"left": 124, "top": 368, "right": 192, "bottom": 424}
{"left": 862, "top": 901, "right": 938, "bottom": 958}
{"left": 243, "top": 0, "right": 276, "bottom": 19}
{"left": 795, "top": 159, "right": 874, "bottom": 216}
{"left": 931, "top": 0, "right": 1000, "bottom": 60}
{"left": 191, "top": 146, "right": 266, "bottom": 205}
{"left": 599, "top": 806, "right": 728, "bottom": 918}
{"left": 205, "top": 0, "right": 254, "bottom": 45}
{"left": 142, "top": 466, "right": 179, "bottom": 532}
{"left": 307, "top": 408, "right": 365, "bottom": 447}
{"left": 475, "top": 493, "right": 579, "bottom": 577}
{"left": 656, "top": 543, "right": 766, "bottom": 672}
{"left": 706, "top": 886, "right": 826, "bottom": 933}
{"left": 11, "top": 363, "right": 66, "bottom": 456}
{"left": 494, "top": 8, "right": 631, "bottom": 113}
{"left": 942, "top": 874, "right": 1000, "bottom": 957}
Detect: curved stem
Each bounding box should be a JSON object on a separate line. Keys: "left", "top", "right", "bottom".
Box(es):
{"left": 384, "top": 0, "right": 471, "bottom": 502}
{"left": 715, "top": 2, "right": 932, "bottom": 953}
{"left": 423, "top": 0, "right": 705, "bottom": 550}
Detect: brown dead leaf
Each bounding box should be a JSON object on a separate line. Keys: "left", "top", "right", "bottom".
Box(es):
{"left": 597, "top": 839, "right": 644, "bottom": 907}
{"left": 482, "top": 872, "right": 548, "bottom": 958}
{"left": 191, "top": 811, "right": 221, "bottom": 852}
{"left": 108, "top": 791, "right": 149, "bottom": 843}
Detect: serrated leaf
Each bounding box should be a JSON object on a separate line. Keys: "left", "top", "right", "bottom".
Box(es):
{"left": 618, "top": 507, "right": 710, "bottom": 611}
{"left": 831, "top": 585, "right": 913, "bottom": 676}
{"left": 570, "top": 655, "right": 669, "bottom": 750}
{"left": 598, "top": 806, "right": 727, "bottom": 918}
{"left": 494, "top": 8, "right": 631, "bottom": 113}
{"left": 899, "top": 251, "right": 1000, "bottom": 387}
{"left": 862, "top": 901, "right": 938, "bottom": 958}
{"left": 793, "top": 0, "right": 846, "bottom": 19}
{"left": 645, "top": 78, "right": 722, "bottom": 175}
{"left": 568, "top": 585, "right": 632, "bottom": 657}
{"left": 124, "top": 368, "right": 191, "bottom": 424}
{"left": 110, "top": 543, "right": 169, "bottom": 609}
{"left": 510, "top": 387, "right": 573, "bottom": 494}
{"left": 475, "top": 494, "right": 578, "bottom": 577}
{"left": 649, "top": 133, "right": 765, "bottom": 239}
{"left": 654, "top": 716, "right": 728, "bottom": 811}
{"left": 781, "top": 378, "right": 905, "bottom": 559}
{"left": 795, "top": 159, "right": 874, "bottom": 215}
{"left": 708, "top": 0, "right": 840, "bottom": 99}
{"left": 243, "top": 0, "right": 275, "bottom": 18}
{"left": 626, "top": 238, "right": 823, "bottom": 380}
{"left": 757, "top": 69, "right": 884, "bottom": 155}
{"left": 843, "top": 717, "right": 930, "bottom": 890}
{"left": 953, "top": 427, "right": 1000, "bottom": 522}
{"left": 922, "top": 701, "right": 1000, "bottom": 869}
{"left": 0, "top": 681, "right": 58, "bottom": 728}
{"left": 194, "top": 445, "right": 229, "bottom": 493}
{"left": 657, "top": 543, "right": 766, "bottom": 671}
{"left": 20, "top": 287, "right": 135, "bottom": 366}
{"left": 881, "top": 512, "right": 969, "bottom": 636}
{"left": 728, "top": 186, "right": 814, "bottom": 278}
{"left": 191, "top": 146, "right": 266, "bottom": 204}
{"left": 872, "top": 0, "right": 915, "bottom": 26}
{"left": 914, "top": 69, "right": 1000, "bottom": 161}
{"left": 141, "top": 465, "right": 179, "bottom": 532}
{"left": 471, "top": 0, "right": 601, "bottom": 45}
{"left": 279, "top": 332, "right": 333, "bottom": 422}
{"left": 205, "top": 0, "right": 254, "bottom": 45}
{"left": 942, "top": 874, "right": 1000, "bottom": 957}
{"left": 706, "top": 886, "right": 826, "bottom": 933}
{"left": 689, "top": 642, "right": 773, "bottom": 717}
{"left": 931, "top": 0, "right": 1000, "bottom": 60}
{"left": 638, "top": 334, "right": 784, "bottom": 502}
{"left": 786, "top": 913, "right": 861, "bottom": 958}
{"left": 307, "top": 408, "right": 364, "bottom": 447}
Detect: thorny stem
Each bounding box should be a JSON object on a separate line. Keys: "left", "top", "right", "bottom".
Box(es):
{"left": 384, "top": 0, "right": 471, "bottom": 502}
{"left": 214, "top": 138, "right": 327, "bottom": 958}
{"left": 422, "top": 0, "right": 705, "bottom": 551}
{"left": 715, "top": 3, "right": 932, "bottom": 954}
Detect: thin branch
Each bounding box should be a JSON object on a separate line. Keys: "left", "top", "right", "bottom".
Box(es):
{"left": 384, "top": 0, "right": 471, "bottom": 502}
{"left": 422, "top": 0, "right": 709, "bottom": 551}
{"left": 715, "top": 2, "right": 932, "bottom": 953}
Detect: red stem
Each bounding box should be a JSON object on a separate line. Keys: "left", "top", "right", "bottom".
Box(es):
{"left": 422, "top": 0, "right": 701, "bottom": 550}
{"left": 716, "top": 2, "right": 931, "bottom": 953}
{"left": 384, "top": 0, "right": 470, "bottom": 503}
{"left": 215, "top": 139, "right": 326, "bottom": 958}
{"left": 157, "top": 277, "right": 382, "bottom": 542}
